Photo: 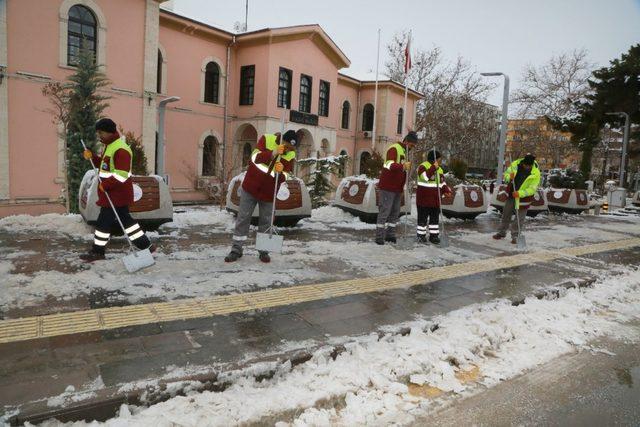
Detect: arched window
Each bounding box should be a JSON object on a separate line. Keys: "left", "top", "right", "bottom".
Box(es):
{"left": 397, "top": 108, "right": 404, "bottom": 134}
{"left": 68, "top": 5, "right": 97, "bottom": 65}
{"left": 362, "top": 104, "right": 374, "bottom": 132}
{"left": 359, "top": 151, "right": 371, "bottom": 175}
{"left": 204, "top": 62, "right": 220, "bottom": 104}
{"left": 338, "top": 149, "right": 348, "bottom": 177}
{"left": 242, "top": 142, "right": 252, "bottom": 168}
{"left": 202, "top": 136, "right": 218, "bottom": 176}
{"left": 299, "top": 75, "right": 312, "bottom": 113}
{"left": 157, "top": 49, "right": 163, "bottom": 94}
{"left": 341, "top": 101, "right": 350, "bottom": 129}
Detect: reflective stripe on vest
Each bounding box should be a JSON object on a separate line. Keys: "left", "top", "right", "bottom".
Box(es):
{"left": 383, "top": 143, "right": 406, "bottom": 170}
{"left": 251, "top": 134, "right": 295, "bottom": 177}
{"left": 417, "top": 161, "right": 445, "bottom": 188}
{"left": 100, "top": 137, "right": 132, "bottom": 182}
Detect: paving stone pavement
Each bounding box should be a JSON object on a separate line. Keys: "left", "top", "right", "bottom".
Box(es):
{"left": 1, "top": 212, "right": 639, "bottom": 424}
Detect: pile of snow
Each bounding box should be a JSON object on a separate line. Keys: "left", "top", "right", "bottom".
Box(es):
{"left": 0, "top": 213, "right": 92, "bottom": 237}
{"left": 299, "top": 206, "right": 375, "bottom": 231}
{"left": 162, "top": 206, "right": 235, "bottom": 230}
{"left": 39, "top": 268, "right": 640, "bottom": 426}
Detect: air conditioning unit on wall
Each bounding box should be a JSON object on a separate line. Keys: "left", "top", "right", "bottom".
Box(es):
{"left": 196, "top": 178, "right": 207, "bottom": 190}
{"left": 363, "top": 131, "right": 371, "bottom": 138}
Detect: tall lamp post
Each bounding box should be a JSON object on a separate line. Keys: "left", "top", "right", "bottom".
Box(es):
{"left": 481, "top": 72, "right": 509, "bottom": 185}
{"left": 157, "top": 96, "right": 181, "bottom": 182}
{"left": 605, "top": 112, "right": 630, "bottom": 187}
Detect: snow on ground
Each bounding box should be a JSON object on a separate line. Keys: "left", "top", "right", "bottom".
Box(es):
{"left": 36, "top": 267, "right": 640, "bottom": 427}
{"left": 0, "top": 213, "right": 92, "bottom": 238}
{"left": 160, "top": 206, "right": 234, "bottom": 231}
{"left": 298, "top": 206, "right": 376, "bottom": 231}
{"left": 1, "top": 206, "right": 639, "bottom": 313}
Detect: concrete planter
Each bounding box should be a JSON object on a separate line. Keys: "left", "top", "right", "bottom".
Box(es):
{"left": 490, "top": 184, "right": 548, "bottom": 217}
{"left": 333, "top": 176, "right": 410, "bottom": 224}
{"left": 441, "top": 184, "right": 488, "bottom": 220}
{"left": 225, "top": 172, "right": 311, "bottom": 227}
{"left": 546, "top": 188, "right": 590, "bottom": 214}
{"left": 79, "top": 170, "right": 173, "bottom": 232}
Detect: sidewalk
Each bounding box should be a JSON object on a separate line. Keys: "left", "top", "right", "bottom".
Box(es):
{"left": 1, "top": 208, "right": 639, "bottom": 424}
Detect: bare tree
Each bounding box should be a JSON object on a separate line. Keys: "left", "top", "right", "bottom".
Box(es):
{"left": 385, "top": 31, "right": 497, "bottom": 162}
{"left": 512, "top": 49, "right": 594, "bottom": 119}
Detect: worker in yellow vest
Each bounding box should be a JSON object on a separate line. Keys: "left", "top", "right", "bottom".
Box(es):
{"left": 80, "top": 118, "right": 154, "bottom": 261}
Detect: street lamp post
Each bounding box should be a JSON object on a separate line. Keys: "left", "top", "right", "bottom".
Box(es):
{"left": 157, "top": 96, "right": 181, "bottom": 182}
{"left": 481, "top": 72, "right": 510, "bottom": 185}
{"left": 605, "top": 112, "right": 630, "bottom": 187}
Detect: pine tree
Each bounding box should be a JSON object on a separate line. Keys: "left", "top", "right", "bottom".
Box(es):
{"left": 122, "top": 130, "right": 149, "bottom": 175}
{"left": 298, "top": 155, "right": 348, "bottom": 208}
{"left": 552, "top": 44, "right": 640, "bottom": 180}
{"left": 42, "top": 48, "right": 110, "bottom": 213}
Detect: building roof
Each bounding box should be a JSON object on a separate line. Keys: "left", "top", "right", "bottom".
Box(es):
{"left": 236, "top": 24, "right": 351, "bottom": 69}
{"left": 338, "top": 71, "right": 424, "bottom": 99}
{"left": 159, "top": 10, "right": 350, "bottom": 69}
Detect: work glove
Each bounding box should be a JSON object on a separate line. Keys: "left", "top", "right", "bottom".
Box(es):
{"left": 509, "top": 172, "right": 515, "bottom": 180}
{"left": 83, "top": 150, "right": 93, "bottom": 160}
{"left": 512, "top": 191, "right": 520, "bottom": 198}
{"left": 272, "top": 144, "right": 285, "bottom": 157}
{"left": 274, "top": 162, "right": 284, "bottom": 173}
{"left": 403, "top": 161, "right": 411, "bottom": 171}
{"left": 98, "top": 183, "right": 105, "bottom": 192}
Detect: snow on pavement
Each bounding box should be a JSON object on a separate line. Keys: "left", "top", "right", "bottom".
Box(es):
{"left": 35, "top": 267, "right": 640, "bottom": 426}
{"left": 1, "top": 206, "right": 639, "bottom": 313}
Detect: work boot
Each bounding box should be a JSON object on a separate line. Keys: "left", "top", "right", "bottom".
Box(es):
{"left": 224, "top": 251, "right": 242, "bottom": 263}
{"left": 80, "top": 250, "right": 105, "bottom": 262}
{"left": 259, "top": 252, "right": 271, "bottom": 263}
{"left": 429, "top": 235, "right": 441, "bottom": 245}
{"left": 492, "top": 233, "right": 505, "bottom": 240}
{"left": 375, "top": 238, "right": 385, "bottom": 245}
{"left": 417, "top": 235, "right": 428, "bottom": 244}
{"left": 385, "top": 236, "right": 397, "bottom": 244}
{"left": 511, "top": 237, "right": 517, "bottom": 244}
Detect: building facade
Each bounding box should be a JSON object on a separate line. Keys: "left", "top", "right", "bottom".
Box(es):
{"left": 454, "top": 101, "right": 500, "bottom": 176}
{"left": 0, "top": 0, "right": 421, "bottom": 217}
{"left": 506, "top": 117, "right": 579, "bottom": 171}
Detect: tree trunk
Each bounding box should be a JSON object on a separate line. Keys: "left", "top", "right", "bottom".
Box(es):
{"left": 579, "top": 145, "right": 593, "bottom": 178}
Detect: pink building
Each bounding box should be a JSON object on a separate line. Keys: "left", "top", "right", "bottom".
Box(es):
{"left": 0, "top": 0, "right": 421, "bottom": 217}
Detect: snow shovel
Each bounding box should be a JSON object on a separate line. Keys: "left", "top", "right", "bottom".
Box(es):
{"left": 396, "top": 146, "right": 415, "bottom": 250}
{"left": 255, "top": 171, "right": 284, "bottom": 254}
{"left": 514, "top": 203, "right": 527, "bottom": 251}
{"left": 81, "top": 140, "right": 155, "bottom": 272}
{"left": 434, "top": 147, "right": 450, "bottom": 248}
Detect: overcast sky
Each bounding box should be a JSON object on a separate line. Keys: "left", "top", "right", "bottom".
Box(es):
{"left": 170, "top": 0, "right": 640, "bottom": 106}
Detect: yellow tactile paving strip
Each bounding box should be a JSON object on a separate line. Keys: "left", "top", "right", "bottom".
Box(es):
{"left": 0, "top": 238, "right": 638, "bottom": 345}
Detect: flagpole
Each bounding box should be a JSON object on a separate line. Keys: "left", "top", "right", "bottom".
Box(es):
{"left": 371, "top": 28, "right": 380, "bottom": 151}
{"left": 402, "top": 30, "right": 411, "bottom": 134}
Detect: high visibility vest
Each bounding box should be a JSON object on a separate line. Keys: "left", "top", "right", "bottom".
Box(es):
{"left": 503, "top": 158, "right": 541, "bottom": 208}
{"left": 99, "top": 137, "right": 132, "bottom": 183}
{"left": 417, "top": 160, "right": 445, "bottom": 188}
{"left": 251, "top": 134, "right": 296, "bottom": 178}
{"left": 383, "top": 143, "right": 406, "bottom": 170}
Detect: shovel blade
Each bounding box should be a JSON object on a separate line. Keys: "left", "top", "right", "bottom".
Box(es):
{"left": 395, "top": 236, "right": 415, "bottom": 250}
{"left": 438, "top": 223, "right": 450, "bottom": 248}
{"left": 517, "top": 234, "right": 527, "bottom": 251}
{"left": 256, "top": 232, "right": 284, "bottom": 253}
{"left": 439, "top": 231, "right": 450, "bottom": 248}
{"left": 122, "top": 249, "right": 155, "bottom": 273}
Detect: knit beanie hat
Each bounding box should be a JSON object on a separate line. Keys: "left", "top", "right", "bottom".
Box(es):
{"left": 95, "top": 118, "right": 117, "bottom": 133}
